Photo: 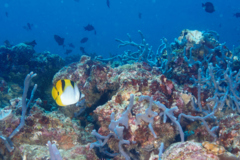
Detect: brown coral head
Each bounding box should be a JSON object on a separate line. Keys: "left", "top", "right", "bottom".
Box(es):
{"left": 150, "top": 80, "right": 159, "bottom": 94}
{"left": 115, "top": 94, "right": 123, "bottom": 104}
{"left": 39, "top": 115, "right": 50, "bottom": 124}
{"left": 202, "top": 141, "right": 225, "bottom": 155}
{"left": 143, "top": 79, "right": 148, "bottom": 87}
{"left": 25, "top": 117, "right": 35, "bottom": 126}
{"left": 131, "top": 79, "right": 139, "bottom": 86}
{"left": 159, "top": 75, "right": 173, "bottom": 95}
{"left": 80, "top": 55, "right": 91, "bottom": 64}
{"left": 142, "top": 62, "right": 152, "bottom": 71}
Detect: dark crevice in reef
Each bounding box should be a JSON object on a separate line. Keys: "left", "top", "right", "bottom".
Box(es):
{"left": 94, "top": 144, "right": 117, "bottom": 159}
{"left": 129, "top": 149, "right": 140, "bottom": 160}
{"left": 80, "top": 88, "right": 119, "bottom": 129}
{"left": 175, "top": 134, "right": 182, "bottom": 143}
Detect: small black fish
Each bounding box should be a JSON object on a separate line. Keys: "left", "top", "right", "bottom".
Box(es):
{"left": 68, "top": 43, "right": 75, "bottom": 48}
{"left": 24, "top": 40, "right": 37, "bottom": 47}
{"left": 80, "top": 47, "right": 86, "bottom": 54}
{"left": 84, "top": 24, "right": 96, "bottom": 35}
{"left": 5, "top": 12, "right": 8, "bottom": 17}
{"left": 219, "top": 24, "right": 222, "bottom": 28}
{"left": 138, "top": 12, "right": 142, "bottom": 19}
{"left": 54, "top": 35, "right": 65, "bottom": 46}
{"left": 27, "top": 23, "right": 32, "bottom": 30}
{"left": 64, "top": 49, "right": 72, "bottom": 55}
{"left": 23, "top": 23, "right": 33, "bottom": 31}
{"left": 74, "top": 0, "right": 79, "bottom": 2}
{"left": 202, "top": 2, "right": 215, "bottom": 13}
{"left": 234, "top": 13, "right": 240, "bottom": 18}
{"left": 80, "top": 37, "right": 88, "bottom": 43}
{"left": 106, "top": 0, "right": 110, "bottom": 8}
{"left": 84, "top": 24, "right": 95, "bottom": 31}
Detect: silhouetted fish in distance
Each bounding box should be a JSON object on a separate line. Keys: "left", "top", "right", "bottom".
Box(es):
{"left": 202, "top": 2, "right": 215, "bottom": 13}
{"left": 54, "top": 35, "right": 65, "bottom": 46}
{"left": 5, "top": 12, "right": 8, "bottom": 17}
{"left": 65, "top": 49, "right": 72, "bottom": 55}
{"left": 27, "top": 23, "right": 32, "bottom": 30}
{"left": 68, "top": 43, "right": 75, "bottom": 48}
{"left": 234, "top": 13, "right": 240, "bottom": 18}
{"left": 4, "top": 40, "right": 12, "bottom": 47}
{"left": 84, "top": 24, "right": 94, "bottom": 31}
{"left": 23, "top": 23, "right": 33, "bottom": 31}
{"left": 80, "top": 37, "right": 88, "bottom": 43}
{"left": 74, "top": 0, "right": 79, "bottom": 2}
{"left": 138, "top": 13, "right": 142, "bottom": 19}
{"left": 24, "top": 40, "right": 37, "bottom": 47}
{"left": 80, "top": 47, "right": 86, "bottom": 54}
{"left": 107, "top": 0, "right": 110, "bottom": 8}
{"left": 84, "top": 24, "right": 96, "bottom": 35}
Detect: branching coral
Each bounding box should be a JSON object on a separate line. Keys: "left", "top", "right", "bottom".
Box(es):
{"left": 91, "top": 94, "right": 134, "bottom": 160}
{"left": 135, "top": 96, "right": 158, "bottom": 138}
{"left": 0, "top": 72, "right": 37, "bottom": 152}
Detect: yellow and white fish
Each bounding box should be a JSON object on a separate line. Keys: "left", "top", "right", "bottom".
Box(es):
{"left": 52, "top": 79, "right": 83, "bottom": 106}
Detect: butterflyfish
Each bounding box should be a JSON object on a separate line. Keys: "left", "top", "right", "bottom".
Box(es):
{"left": 52, "top": 79, "right": 81, "bottom": 106}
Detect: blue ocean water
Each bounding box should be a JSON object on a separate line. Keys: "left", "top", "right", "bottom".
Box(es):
{"left": 0, "top": 0, "right": 240, "bottom": 58}
{"left": 1, "top": 1, "right": 240, "bottom": 159}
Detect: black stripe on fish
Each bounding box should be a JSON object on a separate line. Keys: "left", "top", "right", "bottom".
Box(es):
{"left": 61, "top": 80, "right": 65, "bottom": 90}
{"left": 70, "top": 81, "right": 74, "bottom": 88}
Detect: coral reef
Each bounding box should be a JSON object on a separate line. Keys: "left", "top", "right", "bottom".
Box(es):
{"left": 0, "top": 43, "right": 65, "bottom": 109}
{"left": 46, "top": 27, "right": 240, "bottom": 158}
{"left": 0, "top": 96, "right": 97, "bottom": 159}
{"left": 162, "top": 141, "right": 237, "bottom": 160}
{"left": 1, "top": 29, "right": 240, "bottom": 160}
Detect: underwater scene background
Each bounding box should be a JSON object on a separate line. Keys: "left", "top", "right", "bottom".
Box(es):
{"left": 0, "top": 0, "right": 240, "bottom": 159}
